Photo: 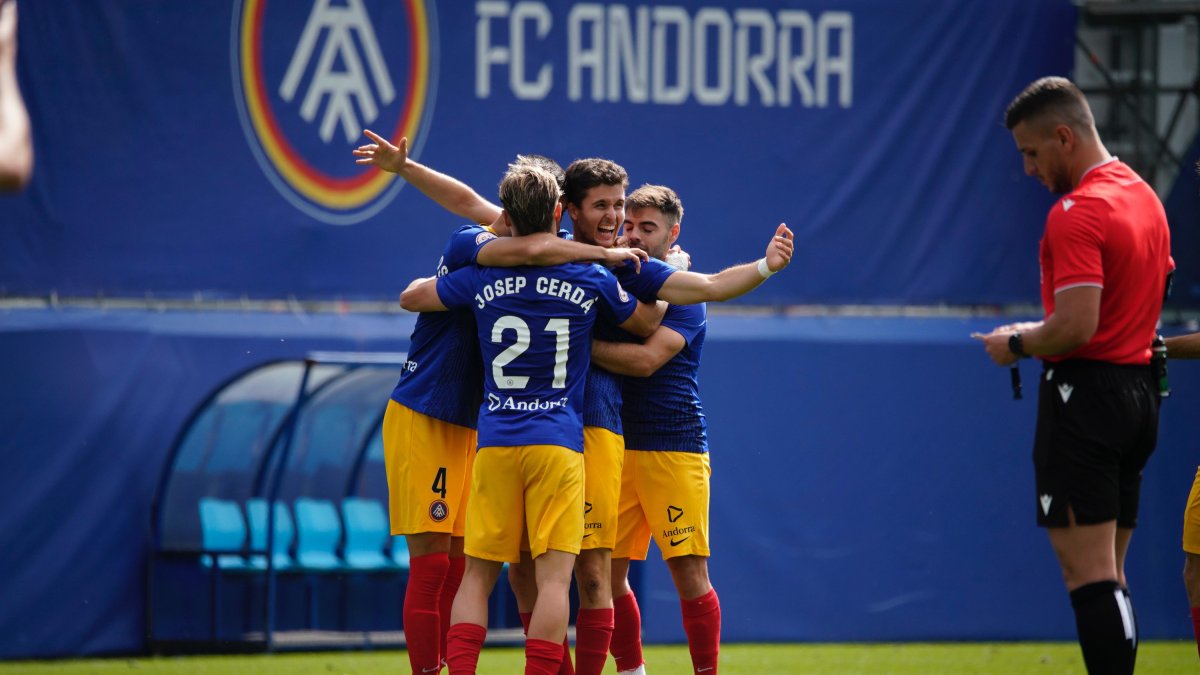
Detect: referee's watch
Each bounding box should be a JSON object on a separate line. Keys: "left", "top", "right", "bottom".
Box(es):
{"left": 1008, "top": 332, "right": 1028, "bottom": 358}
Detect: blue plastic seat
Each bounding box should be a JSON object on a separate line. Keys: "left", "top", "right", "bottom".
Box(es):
{"left": 198, "top": 498, "right": 247, "bottom": 570}
{"left": 341, "top": 497, "right": 395, "bottom": 570}
{"left": 245, "top": 498, "right": 295, "bottom": 571}
{"left": 294, "top": 498, "right": 344, "bottom": 571}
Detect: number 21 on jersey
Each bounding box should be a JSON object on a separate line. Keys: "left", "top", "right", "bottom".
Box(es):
{"left": 491, "top": 315, "right": 569, "bottom": 389}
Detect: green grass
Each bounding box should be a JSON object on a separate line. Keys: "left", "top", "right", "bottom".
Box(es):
{"left": 1, "top": 642, "right": 1195, "bottom": 674}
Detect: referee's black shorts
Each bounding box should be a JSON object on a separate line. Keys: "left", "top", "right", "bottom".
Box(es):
{"left": 1033, "top": 358, "right": 1159, "bottom": 528}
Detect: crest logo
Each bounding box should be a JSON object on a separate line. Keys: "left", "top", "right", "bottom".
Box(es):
{"left": 429, "top": 499, "right": 448, "bottom": 522}
{"left": 233, "top": 0, "right": 438, "bottom": 224}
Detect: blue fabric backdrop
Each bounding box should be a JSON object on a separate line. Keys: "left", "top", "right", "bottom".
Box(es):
{"left": 0, "top": 0, "right": 1077, "bottom": 305}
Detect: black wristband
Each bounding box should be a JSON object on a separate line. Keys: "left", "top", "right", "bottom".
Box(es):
{"left": 1008, "top": 332, "right": 1027, "bottom": 358}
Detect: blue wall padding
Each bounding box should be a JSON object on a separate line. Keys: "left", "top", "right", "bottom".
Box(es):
{"left": 0, "top": 309, "right": 1196, "bottom": 657}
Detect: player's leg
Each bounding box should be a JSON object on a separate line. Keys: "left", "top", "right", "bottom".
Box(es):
{"left": 1183, "top": 467, "right": 1200, "bottom": 658}
{"left": 440, "top": 440, "right": 477, "bottom": 665}
{"left": 449, "top": 445, "right": 526, "bottom": 674}
{"left": 665, "top": 555, "right": 720, "bottom": 675}
{"left": 642, "top": 451, "right": 717, "bottom": 675}
{"left": 523, "top": 444, "right": 585, "bottom": 675}
{"left": 509, "top": 550, "right": 538, "bottom": 633}
{"left": 446, "top": 556, "right": 502, "bottom": 675}
{"left": 572, "top": 426, "right": 624, "bottom": 675}
{"left": 382, "top": 401, "right": 473, "bottom": 673}
{"left": 611, "top": 450, "right": 652, "bottom": 675}
{"left": 572, "top": 549, "right": 611, "bottom": 675}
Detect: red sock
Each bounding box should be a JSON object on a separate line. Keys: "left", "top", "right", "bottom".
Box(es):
{"left": 446, "top": 622, "right": 487, "bottom": 675}
{"left": 611, "top": 592, "right": 644, "bottom": 672}
{"left": 440, "top": 556, "right": 466, "bottom": 664}
{"left": 521, "top": 611, "right": 573, "bottom": 674}
{"left": 680, "top": 588, "right": 721, "bottom": 674}
{"left": 558, "top": 633, "right": 575, "bottom": 675}
{"left": 405, "top": 552, "right": 449, "bottom": 673}
{"left": 574, "top": 608, "right": 614, "bottom": 675}
{"left": 526, "top": 637, "right": 564, "bottom": 675}
{"left": 1192, "top": 607, "right": 1200, "bottom": 658}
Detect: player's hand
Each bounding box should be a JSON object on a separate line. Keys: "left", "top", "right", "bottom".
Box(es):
{"left": 765, "top": 223, "right": 794, "bottom": 273}
{"left": 665, "top": 245, "right": 691, "bottom": 271}
{"left": 970, "top": 330, "right": 1020, "bottom": 366}
{"left": 353, "top": 129, "right": 408, "bottom": 173}
{"left": 603, "top": 246, "right": 648, "bottom": 273}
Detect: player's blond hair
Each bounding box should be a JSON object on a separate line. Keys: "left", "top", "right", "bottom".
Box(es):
{"left": 499, "top": 164, "right": 561, "bottom": 236}
{"left": 627, "top": 184, "right": 684, "bottom": 225}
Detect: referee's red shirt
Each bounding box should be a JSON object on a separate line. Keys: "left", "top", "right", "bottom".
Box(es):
{"left": 1038, "top": 159, "right": 1173, "bottom": 365}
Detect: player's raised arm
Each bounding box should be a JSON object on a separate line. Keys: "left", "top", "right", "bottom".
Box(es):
{"left": 592, "top": 327, "right": 685, "bottom": 378}
{"left": 0, "top": 0, "right": 32, "bottom": 192}
{"left": 655, "top": 224, "right": 793, "bottom": 305}
{"left": 354, "top": 129, "right": 501, "bottom": 225}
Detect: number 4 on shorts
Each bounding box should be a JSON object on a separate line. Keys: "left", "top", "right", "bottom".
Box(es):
{"left": 431, "top": 467, "right": 447, "bottom": 499}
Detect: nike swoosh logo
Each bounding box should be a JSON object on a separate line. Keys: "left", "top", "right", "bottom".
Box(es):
{"left": 670, "top": 536, "right": 690, "bottom": 546}
{"left": 421, "top": 668, "right": 441, "bottom": 673}
{"left": 582, "top": 533, "right": 593, "bottom": 539}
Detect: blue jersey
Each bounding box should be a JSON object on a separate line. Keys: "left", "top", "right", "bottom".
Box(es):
{"left": 437, "top": 260, "right": 638, "bottom": 452}
{"left": 582, "top": 256, "right": 676, "bottom": 433}
{"left": 614, "top": 257, "right": 676, "bottom": 305}
{"left": 620, "top": 301, "right": 708, "bottom": 453}
{"left": 389, "top": 225, "right": 499, "bottom": 429}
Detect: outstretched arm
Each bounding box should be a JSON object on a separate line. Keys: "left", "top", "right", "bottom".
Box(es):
{"left": 656, "top": 224, "right": 793, "bottom": 305}
{"left": 592, "top": 326, "right": 685, "bottom": 378}
{"left": 354, "top": 130, "right": 501, "bottom": 225}
{"left": 1166, "top": 332, "right": 1200, "bottom": 359}
{"left": 0, "top": 0, "right": 32, "bottom": 191}
{"left": 398, "top": 277, "right": 447, "bottom": 313}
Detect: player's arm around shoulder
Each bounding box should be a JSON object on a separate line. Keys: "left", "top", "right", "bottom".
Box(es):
{"left": 592, "top": 326, "right": 687, "bottom": 378}
{"left": 656, "top": 223, "right": 793, "bottom": 304}
{"left": 398, "top": 276, "right": 445, "bottom": 313}
{"left": 594, "top": 264, "right": 664, "bottom": 338}
{"left": 399, "top": 267, "right": 478, "bottom": 313}
{"left": 475, "top": 227, "right": 648, "bottom": 270}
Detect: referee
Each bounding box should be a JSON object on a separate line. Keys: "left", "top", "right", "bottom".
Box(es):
{"left": 975, "top": 77, "right": 1172, "bottom": 675}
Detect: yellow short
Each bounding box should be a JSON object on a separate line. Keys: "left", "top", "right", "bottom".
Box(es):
{"left": 381, "top": 401, "right": 476, "bottom": 537}
{"left": 614, "top": 450, "right": 711, "bottom": 561}
{"left": 1183, "top": 466, "right": 1200, "bottom": 554}
{"left": 465, "top": 444, "right": 584, "bottom": 564}
{"left": 582, "top": 427, "right": 624, "bottom": 551}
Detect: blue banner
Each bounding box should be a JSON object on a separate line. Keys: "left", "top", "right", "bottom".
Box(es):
{"left": 0, "top": 0, "right": 1075, "bottom": 304}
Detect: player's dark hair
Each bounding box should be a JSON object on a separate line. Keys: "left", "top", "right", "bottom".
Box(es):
{"left": 564, "top": 158, "right": 628, "bottom": 208}
{"left": 1004, "top": 76, "right": 1093, "bottom": 132}
{"left": 627, "top": 184, "right": 684, "bottom": 225}
{"left": 499, "top": 164, "right": 560, "bottom": 236}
